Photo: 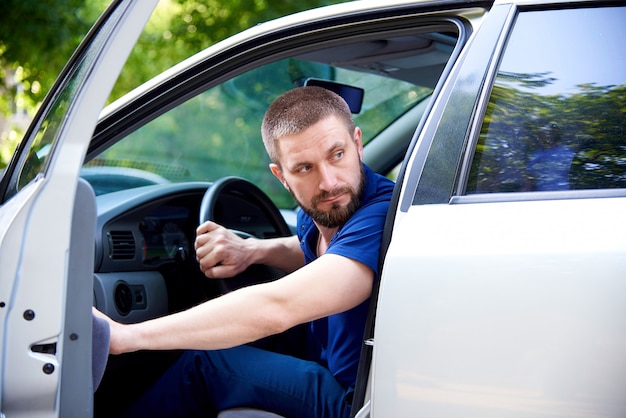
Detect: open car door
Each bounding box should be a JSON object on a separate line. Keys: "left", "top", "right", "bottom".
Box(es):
{"left": 0, "top": 1, "right": 158, "bottom": 416}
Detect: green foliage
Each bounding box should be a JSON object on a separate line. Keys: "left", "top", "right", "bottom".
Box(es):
{"left": 0, "top": 0, "right": 108, "bottom": 170}
{"left": 109, "top": 0, "right": 350, "bottom": 102}
{"left": 0, "top": 0, "right": 350, "bottom": 170}
{"left": 0, "top": 0, "right": 108, "bottom": 115}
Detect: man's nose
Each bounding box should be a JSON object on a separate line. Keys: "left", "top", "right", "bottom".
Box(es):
{"left": 318, "top": 164, "right": 338, "bottom": 191}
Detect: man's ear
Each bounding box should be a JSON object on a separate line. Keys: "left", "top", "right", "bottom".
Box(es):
{"left": 354, "top": 127, "right": 364, "bottom": 161}
{"left": 270, "top": 163, "right": 289, "bottom": 190}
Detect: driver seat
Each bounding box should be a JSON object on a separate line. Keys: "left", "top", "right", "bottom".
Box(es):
{"left": 218, "top": 408, "right": 284, "bottom": 417}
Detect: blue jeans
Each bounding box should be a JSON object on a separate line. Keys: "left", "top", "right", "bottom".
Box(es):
{"left": 120, "top": 346, "right": 353, "bottom": 418}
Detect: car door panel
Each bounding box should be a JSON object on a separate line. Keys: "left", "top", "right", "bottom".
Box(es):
{"left": 374, "top": 197, "right": 626, "bottom": 417}
{"left": 374, "top": 2, "right": 626, "bottom": 416}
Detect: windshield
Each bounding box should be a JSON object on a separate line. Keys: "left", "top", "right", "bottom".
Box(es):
{"left": 83, "top": 58, "right": 430, "bottom": 208}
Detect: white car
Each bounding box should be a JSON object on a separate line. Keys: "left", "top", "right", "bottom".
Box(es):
{"left": 1, "top": 0, "right": 625, "bottom": 417}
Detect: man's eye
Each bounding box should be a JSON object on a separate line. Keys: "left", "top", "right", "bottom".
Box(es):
{"left": 298, "top": 165, "right": 311, "bottom": 173}
{"left": 332, "top": 151, "right": 344, "bottom": 161}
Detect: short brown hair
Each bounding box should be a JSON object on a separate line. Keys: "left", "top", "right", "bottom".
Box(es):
{"left": 261, "top": 86, "right": 354, "bottom": 165}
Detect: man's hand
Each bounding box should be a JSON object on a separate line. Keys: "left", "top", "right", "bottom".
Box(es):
{"left": 194, "top": 221, "right": 256, "bottom": 278}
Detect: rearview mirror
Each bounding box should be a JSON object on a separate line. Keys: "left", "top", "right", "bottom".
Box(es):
{"left": 304, "top": 78, "right": 364, "bottom": 113}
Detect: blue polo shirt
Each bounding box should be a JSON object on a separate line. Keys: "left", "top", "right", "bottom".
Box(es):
{"left": 296, "top": 163, "right": 394, "bottom": 389}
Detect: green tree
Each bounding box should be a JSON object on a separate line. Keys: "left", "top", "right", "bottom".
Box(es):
{"left": 109, "top": 0, "right": 350, "bottom": 102}
{"left": 0, "top": 0, "right": 103, "bottom": 114}
{"left": 0, "top": 0, "right": 108, "bottom": 166}
{"left": 0, "top": 0, "right": 350, "bottom": 169}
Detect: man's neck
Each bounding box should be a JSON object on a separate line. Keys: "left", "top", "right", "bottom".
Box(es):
{"left": 315, "top": 224, "right": 338, "bottom": 256}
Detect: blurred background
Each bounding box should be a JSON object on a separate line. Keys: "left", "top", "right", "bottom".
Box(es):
{"left": 0, "top": 0, "right": 350, "bottom": 172}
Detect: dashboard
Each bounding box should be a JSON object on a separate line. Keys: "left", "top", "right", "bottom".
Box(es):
{"left": 92, "top": 181, "right": 295, "bottom": 323}
{"left": 96, "top": 187, "right": 202, "bottom": 273}
{"left": 140, "top": 206, "right": 192, "bottom": 265}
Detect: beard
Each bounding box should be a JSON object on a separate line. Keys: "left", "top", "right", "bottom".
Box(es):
{"left": 291, "top": 165, "right": 365, "bottom": 228}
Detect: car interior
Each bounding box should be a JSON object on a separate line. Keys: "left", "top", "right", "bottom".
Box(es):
{"left": 90, "top": 18, "right": 462, "bottom": 417}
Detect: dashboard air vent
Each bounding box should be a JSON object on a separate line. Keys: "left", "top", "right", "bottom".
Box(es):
{"left": 108, "top": 231, "right": 136, "bottom": 260}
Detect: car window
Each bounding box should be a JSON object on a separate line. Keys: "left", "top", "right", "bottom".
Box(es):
{"left": 466, "top": 6, "right": 626, "bottom": 194}
{"left": 84, "top": 58, "right": 429, "bottom": 208}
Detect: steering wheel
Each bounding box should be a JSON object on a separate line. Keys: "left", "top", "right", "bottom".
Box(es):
{"left": 199, "top": 176, "right": 292, "bottom": 238}
{"left": 198, "top": 177, "right": 292, "bottom": 292}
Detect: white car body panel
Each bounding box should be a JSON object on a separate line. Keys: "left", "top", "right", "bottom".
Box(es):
{"left": 374, "top": 196, "right": 626, "bottom": 417}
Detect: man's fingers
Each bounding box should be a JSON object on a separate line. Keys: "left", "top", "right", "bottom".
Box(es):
{"left": 196, "top": 220, "right": 221, "bottom": 235}
{"left": 195, "top": 221, "right": 249, "bottom": 279}
{"left": 203, "top": 263, "right": 242, "bottom": 279}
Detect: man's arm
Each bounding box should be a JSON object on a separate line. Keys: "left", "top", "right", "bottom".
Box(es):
{"left": 195, "top": 221, "right": 304, "bottom": 278}
{"left": 98, "top": 253, "right": 373, "bottom": 355}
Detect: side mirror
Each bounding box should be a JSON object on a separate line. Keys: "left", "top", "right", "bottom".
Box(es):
{"left": 304, "top": 78, "right": 364, "bottom": 114}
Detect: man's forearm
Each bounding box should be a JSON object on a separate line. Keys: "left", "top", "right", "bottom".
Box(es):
{"left": 251, "top": 235, "right": 304, "bottom": 273}
{"left": 110, "top": 283, "right": 288, "bottom": 354}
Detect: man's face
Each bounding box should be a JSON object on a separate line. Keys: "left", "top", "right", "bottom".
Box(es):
{"left": 270, "top": 115, "right": 365, "bottom": 229}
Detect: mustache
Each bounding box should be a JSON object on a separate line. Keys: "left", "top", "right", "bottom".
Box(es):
{"left": 311, "top": 186, "right": 353, "bottom": 207}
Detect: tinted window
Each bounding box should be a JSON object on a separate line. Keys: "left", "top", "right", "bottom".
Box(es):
{"left": 467, "top": 6, "right": 626, "bottom": 194}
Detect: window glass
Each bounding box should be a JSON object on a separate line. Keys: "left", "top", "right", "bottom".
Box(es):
{"left": 466, "top": 6, "right": 626, "bottom": 194}
{"left": 84, "top": 58, "right": 428, "bottom": 208}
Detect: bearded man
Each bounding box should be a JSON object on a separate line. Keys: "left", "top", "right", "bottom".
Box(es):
{"left": 96, "top": 86, "right": 394, "bottom": 418}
